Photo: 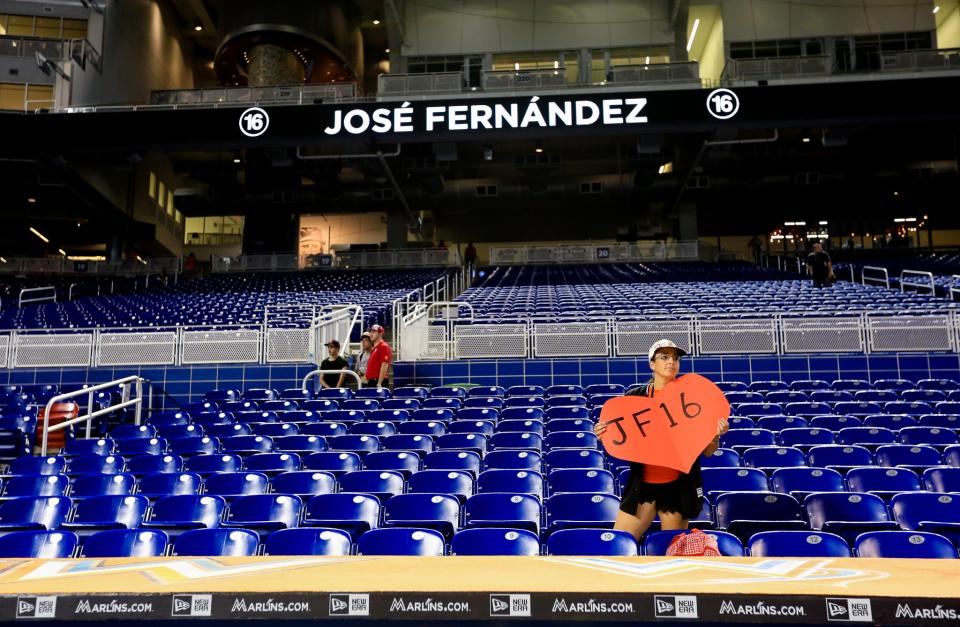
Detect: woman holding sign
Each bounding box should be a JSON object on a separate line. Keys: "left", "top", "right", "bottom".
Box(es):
{"left": 594, "top": 340, "right": 729, "bottom": 541}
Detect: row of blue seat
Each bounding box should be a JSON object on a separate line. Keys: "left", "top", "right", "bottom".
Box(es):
{"left": 1, "top": 527, "right": 956, "bottom": 559}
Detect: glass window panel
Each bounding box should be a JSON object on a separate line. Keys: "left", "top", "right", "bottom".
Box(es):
{"left": 7, "top": 15, "right": 35, "bottom": 36}
{"left": 149, "top": 172, "right": 157, "bottom": 199}
{"left": 25, "top": 84, "right": 52, "bottom": 108}
{"left": 166, "top": 190, "right": 175, "bottom": 216}
{"left": 35, "top": 17, "right": 60, "bottom": 39}
{"left": 157, "top": 182, "right": 166, "bottom": 208}
{"left": 0, "top": 83, "right": 25, "bottom": 110}
{"left": 62, "top": 19, "right": 87, "bottom": 39}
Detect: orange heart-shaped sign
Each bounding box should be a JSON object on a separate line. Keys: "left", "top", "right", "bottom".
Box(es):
{"left": 599, "top": 373, "right": 730, "bottom": 473}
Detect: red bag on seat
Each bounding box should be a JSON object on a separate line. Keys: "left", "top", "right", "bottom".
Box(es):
{"left": 666, "top": 529, "right": 721, "bottom": 556}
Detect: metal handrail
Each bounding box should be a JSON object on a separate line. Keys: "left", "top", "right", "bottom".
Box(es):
{"left": 951, "top": 275, "right": 960, "bottom": 302}
{"left": 302, "top": 369, "right": 364, "bottom": 393}
{"left": 862, "top": 266, "right": 891, "bottom": 289}
{"left": 40, "top": 375, "right": 145, "bottom": 456}
{"left": 19, "top": 286, "right": 56, "bottom": 306}
{"left": 900, "top": 269, "right": 936, "bottom": 295}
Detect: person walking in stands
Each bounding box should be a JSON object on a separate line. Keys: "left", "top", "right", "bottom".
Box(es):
{"left": 594, "top": 340, "right": 729, "bottom": 542}
{"left": 354, "top": 332, "right": 373, "bottom": 387}
{"left": 365, "top": 324, "right": 392, "bottom": 389}
{"left": 806, "top": 241, "right": 835, "bottom": 288}
{"left": 463, "top": 242, "right": 477, "bottom": 269}
{"left": 319, "top": 340, "right": 349, "bottom": 389}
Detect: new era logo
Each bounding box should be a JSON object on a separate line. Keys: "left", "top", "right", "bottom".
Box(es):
{"left": 826, "top": 598, "right": 873, "bottom": 622}
{"left": 489, "top": 594, "right": 531, "bottom": 617}
{"left": 16, "top": 597, "right": 56, "bottom": 619}
{"left": 654, "top": 595, "right": 698, "bottom": 619}
{"left": 171, "top": 595, "right": 211, "bottom": 617}
{"left": 329, "top": 594, "right": 369, "bottom": 617}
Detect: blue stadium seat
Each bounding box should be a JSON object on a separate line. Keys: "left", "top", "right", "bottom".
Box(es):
{"left": 749, "top": 381, "right": 788, "bottom": 392}
{"left": 543, "top": 449, "right": 604, "bottom": 472}
{"left": 356, "top": 388, "right": 391, "bottom": 400}
{"left": 155, "top": 425, "right": 204, "bottom": 439}
{"left": 435, "top": 434, "right": 487, "bottom": 455}
{"left": 0, "top": 530, "right": 78, "bottom": 558}
{"left": 221, "top": 435, "right": 274, "bottom": 455}
{"left": 301, "top": 423, "right": 349, "bottom": 438}
{"left": 271, "top": 471, "right": 337, "bottom": 499}
{"left": 185, "top": 454, "right": 242, "bottom": 475}
{"left": 545, "top": 418, "right": 594, "bottom": 434}
{"left": 183, "top": 402, "right": 218, "bottom": 414}
{"left": 326, "top": 435, "right": 379, "bottom": 455}
{"left": 748, "top": 531, "right": 851, "bottom": 557}
{"left": 721, "top": 429, "right": 776, "bottom": 450}
{"left": 3, "top": 474, "right": 70, "bottom": 499}
{"left": 382, "top": 434, "right": 434, "bottom": 454}
{"left": 173, "top": 528, "right": 259, "bottom": 556}
{"left": 924, "top": 467, "right": 960, "bottom": 493}
{"left": 918, "top": 414, "right": 960, "bottom": 429}
{"left": 469, "top": 386, "right": 506, "bottom": 398}
{"left": 222, "top": 494, "right": 302, "bottom": 536}
{"left": 803, "top": 492, "right": 898, "bottom": 544}
{"left": 455, "top": 408, "right": 499, "bottom": 424}
{"left": 67, "top": 454, "right": 125, "bottom": 476}
{"left": 429, "top": 387, "right": 466, "bottom": 399}
{"left": 873, "top": 379, "right": 912, "bottom": 392}
{"left": 811, "top": 391, "right": 854, "bottom": 404}
{"left": 507, "top": 386, "right": 545, "bottom": 397}
{"left": 544, "top": 406, "right": 590, "bottom": 421}
{"left": 548, "top": 468, "right": 615, "bottom": 495}
{"left": 82, "top": 529, "right": 168, "bottom": 557}
{"left": 261, "top": 400, "right": 300, "bottom": 413}
{"left": 845, "top": 466, "right": 919, "bottom": 501}
{"left": 421, "top": 398, "right": 461, "bottom": 410}
{"left": 890, "top": 492, "right": 960, "bottom": 543}
{"left": 544, "top": 493, "right": 620, "bottom": 534}
{"left": 137, "top": 472, "right": 202, "bottom": 499}
{"left": 279, "top": 388, "right": 312, "bottom": 401}
{"left": 501, "top": 407, "right": 545, "bottom": 421}
{"left": 882, "top": 402, "right": 932, "bottom": 416}
{"left": 727, "top": 392, "right": 766, "bottom": 404}
{"left": 207, "top": 424, "right": 251, "bottom": 439}
{"left": 127, "top": 454, "right": 182, "bottom": 476}
{"left": 368, "top": 409, "right": 411, "bottom": 424}
{"left": 302, "top": 400, "right": 340, "bottom": 412}
{"left": 701, "top": 468, "right": 768, "bottom": 502}
{"left": 700, "top": 448, "right": 741, "bottom": 468}
{"left": 733, "top": 404, "right": 782, "bottom": 417}
{"left": 168, "top": 436, "right": 218, "bottom": 456}
{"left": 832, "top": 379, "right": 871, "bottom": 392}
{"left": 338, "top": 470, "right": 405, "bottom": 501}
{"left": 357, "top": 527, "right": 445, "bottom": 556}
{"left": 779, "top": 428, "right": 835, "bottom": 448}
{"left": 875, "top": 445, "right": 941, "bottom": 470}
{"left": 204, "top": 472, "right": 270, "bottom": 498}
{"left": 142, "top": 495, "right": 226, "bottom": 533}
{"left": 463, "top": 397, "right": 503, "bottom": 409}
{"left": 807, "top": 445, "right": 874, "bottom": 469}
{"left": 381, "top": 399, "right": 421, "bottom": 411}
{"left": 70, "top": 473, "right": 136, "bottom": 498}
{"left": 854, "top": 390, "right": 898, "bottom": 403}
{"left": 10, "top": 456, "right": 66, "bottom": 476}
{"left": 476, "top": 469, "right": 543, "bottom": 498}
{"left": 273, "top": 435, "right": 327, "bottom": 453}
{"left": 742, "top": 447, "right": 807, "bottom": 472}
{"left": 0, "top": 496, "right": 71, "bottom": 532}
{"left": 205, "top": 389, "right": 239, "bottom": 403}
{"left": 899, "top": 427, "right": 959, "bottom": 446}
{"left": 756, "top": 416, "right": 808, "bottom": 431}
{"left": 783, "top": 402, "right": 833, "bottom": 417}
{"left": 643, "top": 530, "right": 744, "bottom": 556}
{"left": 251, "top": 423, "right": 299, "bottom": 438}
{"left": 585, "top": 384, "right": 625, "bottom": 396}
{"left": 902, "top": 390, "right": 947, "bottom": 403}
{"left": 363, "top": 451, "right": 421, "bottom": 477}
{"left": 325, "top": 410, "right": 367, "bottom": 424}
{"left": 497, "top": 419, "right": 544, "bottom": 436}
{"left": 408, "top": 470, "right": 474, "bottom": 501}
{"left": 943, "top": 445, "right": 960, "bottom": 467}
{"left": 770, "top": 467, "right": 845, "bottom": 500}
{"left": 791, "top": 380, "right": 830, "bottom": 391}
{"left": 264, "top": 528, "right": 352, "bottom": 556}
{"left": 490, "top": 432, "right": 543, "bottom": 452}
{"left": 111, "top": 425, "right": 157, "bottom": 440}
{"left": 244, "top": 452, "right": 302, "bottom": 475}
{"left": 483, "top": 450, "right": 541, "bottom": 471}
{"left": 935, "top": 402, "right": 960, "bottom": 415}
{"left": 855, "top": 531, "right": 958, "bottom": 559}
{"left": 383, "top": 493, "right": 460, "bottom": 538}
{"left": 64, "top": 438, "right": 114, "bottom": 457}
{"left": 863, "top": 415, "right": 917, "bottom": 430}
{"left": 193, "top": 413, "right": 236, "bottom": 428}
{"left": 547, "top": 529, "right": 638, "bottom": 556}
{"left": 451, "top": 528, "right": 540, "bottom": 556}
{"left": 918, "top": 378, "right": 960, "bottom": 391}
{"left": 809, "top": 416, "right": 861, "bottom": 431}
{"left": 765, "top": 391, "right": 809, "bottom": 404}
{"left": 832, "top": 402, "right": 883, "bottom": 417}
{"left": 62, "top": 495, "right": 148, "bottom": 535}
{"left": 715, "top": 492, "right": 805, "bottom": 542}
{"left": 463, "top": 493, "right": 541, "bottom": 533}
{"left": 344, "top": 399, "right": 383, "bottom": 412}
{"left": 303, "top": 494, "right": 381, "bottom": 538}
{"left": 397, "top": 421, "right": 447, "bottom": 436}
{"left": 716, "top": 381, "right": 749, "bottom": 393}
{"left": 245, "top": 389, "right": 278, "bottom": 402}
{"left": 504, "top": 397, "right": 546, "bottom": 410}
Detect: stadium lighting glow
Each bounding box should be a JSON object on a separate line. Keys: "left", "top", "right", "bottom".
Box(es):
{"left": 0, "top": 257, "right": 6, "bottom": 263}
{"left": 933, "top": 5, "right": 940, "bottom": 12}
{"left": 802, "top": 137, "right": 810, "bottom": 143}
{"left": 385, "top": 48, "right": 390, "bottom": 53}
{"left": 58, "top": 249, "right": 66, "bottom": 257}
{"left": 29, "top": 227, "right": 49, "bottom": 243}
{"left": 233, "top": 158, "right": 241, "bottom": 163}
{"left": 372, "top": 19, "right": 381, "bottom": 25}
{"left": 514, "top": 62, "right": 520, "bottom": 71}
{"left": 686, "top": 18, "right": 700, "bottom": 52}
{"left": 553, "top": 60, "right": 559, "bottom": 69}
{"left": 645, "top": 56, "right": 651, "bottom": 64}
{"left": 819, "top": 221, "right": 828, "bottom": 225}
{"left": 906, "top": 217, "right": 917, "bottom": 222}
{"left": 194, "top": 25, "right": 203, "bottom": 32}
{"left": 534, "top": 141, "right": 543, "bottom": 154}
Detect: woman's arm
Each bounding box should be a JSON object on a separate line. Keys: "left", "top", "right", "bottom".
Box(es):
{"left": 702, "top": 418, "right": 730, "bottom": 457}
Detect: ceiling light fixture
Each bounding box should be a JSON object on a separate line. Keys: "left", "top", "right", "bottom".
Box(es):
{"left": 686, "top": 18, "right": 700, "bottom": 52}
{"left": 534, "top": 141, "right": 543, "bottom": 154}
{"left": 194, "top": 24, "right": 203, "bottom": 32}
{"left": 29, "top": 227, "right": 49, "bottom": 243}
{"left": 372, "top": 19, "right": 381, "bottom": 25}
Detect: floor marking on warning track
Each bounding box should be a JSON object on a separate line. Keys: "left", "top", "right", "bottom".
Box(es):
{"left": 544, "top": 558, "right": 890, "bottom": 587}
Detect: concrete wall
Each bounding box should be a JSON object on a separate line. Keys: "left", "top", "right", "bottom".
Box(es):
{"left": 299, "top": 212, "right": 388, "bottom": 256}
{"left": 403, "top": 0, "right": 673, "bottom": 56}
{"left": 938, "top": 0, "right": 960, "bottom": 47}
{"left": 69, "top": 0, "right": 194, "bottom": 106}
{"left": 721, "top": 0, "right": 936, "bottom": 41}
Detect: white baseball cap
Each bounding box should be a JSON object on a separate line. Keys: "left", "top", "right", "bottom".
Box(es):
{"left": 648, "top": 339, "right": 688, "bottom": 362}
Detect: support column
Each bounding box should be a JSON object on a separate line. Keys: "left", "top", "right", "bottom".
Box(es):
{"left": 386, "top": 209, "right": 408, "bottom": 249}
{"left": 678, "top": 202, "right": 698, "bottom": 241}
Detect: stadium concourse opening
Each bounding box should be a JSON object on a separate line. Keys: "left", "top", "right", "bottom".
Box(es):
{"left": 2, "top": 0, "right": 960, "bottom": 624}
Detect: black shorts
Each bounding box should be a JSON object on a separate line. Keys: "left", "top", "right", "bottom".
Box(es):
{"left": 619, "top": 468, "right": 704, "bottom": 519}
{"left": 366, "top": 379, "right": 390, "bottom": 389}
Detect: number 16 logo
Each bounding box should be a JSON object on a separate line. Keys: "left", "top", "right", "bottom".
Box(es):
{"left": 706, "top": 88, "right": 739, "bottom": 120}
{"left": 239, "top": 107, "right": 270, "bottom": 137}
